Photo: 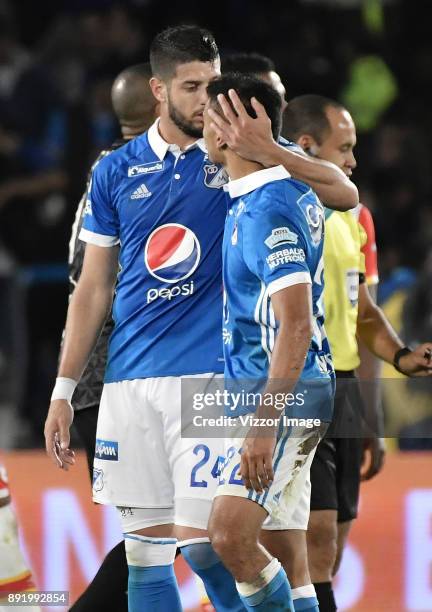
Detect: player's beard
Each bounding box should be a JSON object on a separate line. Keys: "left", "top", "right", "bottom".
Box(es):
{"left": 168, "top": 96, "right": 203, "bottom": 139}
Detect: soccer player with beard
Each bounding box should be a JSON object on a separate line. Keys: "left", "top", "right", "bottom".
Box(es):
{"left": 45, "top": 26, "right": 359, "bottom": 611}
{"left": 68, "top": 62, "right": 158, "bottom": 612}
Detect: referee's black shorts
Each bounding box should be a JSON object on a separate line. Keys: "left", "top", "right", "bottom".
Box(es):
{"left": 310, "top": 370, "right": 365, "bottom": 523}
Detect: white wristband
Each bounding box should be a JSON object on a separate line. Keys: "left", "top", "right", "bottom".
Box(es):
{"left": 51, "top": 377, "right": 78, "bottom": 402}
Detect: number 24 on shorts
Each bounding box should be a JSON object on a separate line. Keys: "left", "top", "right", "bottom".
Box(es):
{"left": 190, "top": 444, "right": 243, "bottom": 488}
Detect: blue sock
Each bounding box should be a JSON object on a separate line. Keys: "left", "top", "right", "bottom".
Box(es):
{"left": 128, "top": 565, "right": 182, "bottom": 612}
{"left": 181, "top": 541, "right": 245, "bottom": 611}
{"left": 125, "top": 534, "right": 181, "bottom": 612}
{"left": 292, "top": 585, "right": 320, "bottom": 611}
{"left": 236, "top": 560, "right": 294, "bottom": 611}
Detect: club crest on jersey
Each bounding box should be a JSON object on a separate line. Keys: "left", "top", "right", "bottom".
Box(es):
{"left": 297, "top": 190, "right": 324, "bottom": 246}
{"left": 305, "top": 204, "right": 324, "bottom": 246}
{"left": 203, "top": 164, "right": 229, "bottom": 189}
{"left": 92, "top": 468, "right": 104, "bottom": 492}
{"left": 128, "top": 161, "right": 164, "bottom": 177}
{"left": 264, "top": 227, "right": 298, "bottom": 249}
{"left": 144, "top": 223, "right": 201, "bottom": 283}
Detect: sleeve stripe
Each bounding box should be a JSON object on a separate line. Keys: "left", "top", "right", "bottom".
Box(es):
{"left": 79, "top": 228, "right": 119, "bottom": 247}
{"left": 366, "top": 274, "right": 379, "bottom": 286}
{"left": 267, "top": 272, "right": 312, "bottom": 296}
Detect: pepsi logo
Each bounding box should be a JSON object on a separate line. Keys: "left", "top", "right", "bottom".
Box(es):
{"left": 144, "top": 223, "right": 201, "bottom": 283}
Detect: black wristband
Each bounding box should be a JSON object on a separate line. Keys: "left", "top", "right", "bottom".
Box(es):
{"left": 393, "top": 346, "right": 412, "bottom": 374}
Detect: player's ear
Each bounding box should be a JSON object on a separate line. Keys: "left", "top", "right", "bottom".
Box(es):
{"left": 297, "top": 134, "right": 319, "bottom": 157}
{"left": 150, "top": 77, "right": 167, "bottom": 103}
{"left": 216, "top": 133, "right": 226, "bottom": 149}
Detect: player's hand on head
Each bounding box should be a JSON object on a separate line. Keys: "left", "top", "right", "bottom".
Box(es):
{"left": 240, "top": 428, "right": 276, "bottom": 493}
{"left": 208, "top": 89, "right": 274, "bottom": 164}
{"left": 398, "top": 343, "right": 432, "bottom": 377}
{"left": 44, "top": 400, "right": 75, "bottom": 470}
{"left": 360, "top": 436, "right": 385, "bottom": 481}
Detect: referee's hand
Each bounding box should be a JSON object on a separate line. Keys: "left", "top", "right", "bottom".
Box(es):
{"left": 361, "top": 436, "right": 385, "bottom": 481}
{"left": 44, "top": 400, "right": 75, "bottom": 470}
{"left": 398, "top": 343, "right": 432, "bottom": 376}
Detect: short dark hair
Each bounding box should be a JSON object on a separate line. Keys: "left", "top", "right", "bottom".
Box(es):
{"left": 150, "top": 25, "right": 219, "bottom": 80}
{"left": 207, "top": 73, "right": 282, "bottom": 140}
{"left": 282, "top": 94, "right": 344, "bottom": 144}
{"left": 222, "top": 52, "right": 275, "bottom": 76}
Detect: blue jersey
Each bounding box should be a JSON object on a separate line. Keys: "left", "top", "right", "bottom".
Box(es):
{"left": 80, "top": 120, "right": 230, "bottom": 382}
{"left": 80, "top": 121, "right": 303, "bottom": 383}
{"left": 222, "top": 165, "right": 334, "bottom": 420}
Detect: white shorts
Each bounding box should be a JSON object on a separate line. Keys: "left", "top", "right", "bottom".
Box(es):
{"left": 216, "top": 422, "right": 326, "bottom": 531}
{"left": 93, "top": 375, "right": 224, "bottom": 530}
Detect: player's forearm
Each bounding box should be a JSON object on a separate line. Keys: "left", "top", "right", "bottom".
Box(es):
{"left": 357, "top": 302, "right": 403, "bottom": 365}
{"left": 58, "top": 282, "right": 114, "bottom": 381}
{"left": 259, "top": 142, "right": 359, "bottom": 211}
{"left": 258, "top": 319, "right": 312, "bottom": 419}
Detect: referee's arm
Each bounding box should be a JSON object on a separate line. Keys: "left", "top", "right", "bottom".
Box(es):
{"left": 356, "top": 282, "right": 432, "bottom": 376}
{"left": 44, "top": 244, "right": 118, "bottom": 468}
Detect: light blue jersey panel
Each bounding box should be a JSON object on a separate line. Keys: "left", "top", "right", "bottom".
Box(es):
{"left": 222, "top": 166, "right": 334, "bottom": 420}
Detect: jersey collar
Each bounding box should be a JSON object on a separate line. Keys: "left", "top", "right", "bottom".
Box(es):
{"left": 148, "top": 119, "right": 206, "bottom": 160}
{"left": 226, "top": 165, "right": 290, "bottom": 198}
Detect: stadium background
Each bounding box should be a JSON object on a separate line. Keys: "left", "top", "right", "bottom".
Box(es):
{"left": 0, "top": 0, "right": 431, "bottom": 610}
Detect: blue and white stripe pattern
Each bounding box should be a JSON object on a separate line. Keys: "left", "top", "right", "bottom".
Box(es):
{"left": 222, "top": 165, "right": 334, "bottom": 420}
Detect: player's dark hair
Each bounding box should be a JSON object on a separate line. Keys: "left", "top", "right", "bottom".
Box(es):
{"left": 282, "top": 94, "right": 344, "bottom": 144}
{"left": 222, "top": 52, "right": 275, "bottom": 75}
{"left": 207, "top": 73, "right": 282, "bottom": 140}
{"left": 150, "top": 25, "right": 219, "bottom": 80}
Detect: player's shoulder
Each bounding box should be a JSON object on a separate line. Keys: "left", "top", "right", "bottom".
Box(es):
{"left": 90, "top": 140, "right": 124, "bottom": 173}
{"left": 356, "top": 202, "right": 375, "bottom": 229}
{"left": 92, "top": 131, "right": 153, "bottom": 177}
{"left": 251, "top": 174, "right": 317, "bottom": 207}
{"left": 277, "top": 135, "right": 305, "bottom": 156}
{"left": 330, "top": 209, "right": 363, "bottom": 244}
{"left": 349, "top": 203, "right": 375, "bottom": 237}
{"left": 251, "top": 179, "right": 317, "bottom": 232}
{"left": 280, "top": 177, "right": 322, "bottom": 222}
